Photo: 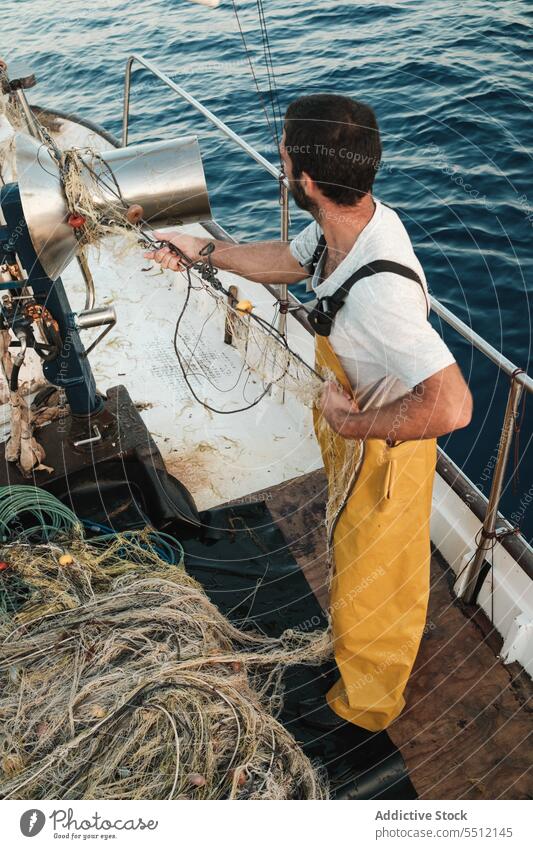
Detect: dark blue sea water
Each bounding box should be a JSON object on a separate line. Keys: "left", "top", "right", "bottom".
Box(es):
{"left": 3, "top": 0, "right": 532, "bottom": 536}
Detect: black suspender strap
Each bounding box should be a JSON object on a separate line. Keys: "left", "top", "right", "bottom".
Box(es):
{"left": 309, "top": 234, "right": 327, "bottom": 277}
{"left": 308, "top": 238, "right": 429, "bottom": 337}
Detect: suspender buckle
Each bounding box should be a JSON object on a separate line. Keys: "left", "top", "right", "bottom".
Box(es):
{"left": 308, "top": 298, "right": 334, "bottom": 337}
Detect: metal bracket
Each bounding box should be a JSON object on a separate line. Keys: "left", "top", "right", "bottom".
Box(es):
{"left": 73, "top": 424, "right": 102, "bottom": 448}
{"left": 76, "top": 306, "right": 117, "bottom": 357}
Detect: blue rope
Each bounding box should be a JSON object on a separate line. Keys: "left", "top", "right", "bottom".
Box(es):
{"left": 81, "top": 520, "right": 184, "bottom": 566}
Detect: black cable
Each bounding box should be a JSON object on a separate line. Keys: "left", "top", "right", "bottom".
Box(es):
{"left": 176, "top": 296, "right": 250, "bottom": 396}
{"left": 172, "top": 269, "right": 273, "bottom": 415}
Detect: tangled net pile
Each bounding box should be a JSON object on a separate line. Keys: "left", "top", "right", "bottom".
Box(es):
{"left": 0, "top": 533, "right": 330, "bottom": 800}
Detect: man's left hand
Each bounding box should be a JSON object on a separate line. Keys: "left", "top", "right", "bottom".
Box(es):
{"left": 319, "top": 381, "right": 359, "bottom": 436}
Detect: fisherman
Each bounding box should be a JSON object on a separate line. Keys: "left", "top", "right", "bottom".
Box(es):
{"left": 145, "top": 94, "right": 473, "bottom": 734}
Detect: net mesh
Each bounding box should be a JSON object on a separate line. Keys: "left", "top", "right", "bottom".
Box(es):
{"left": 0, "top": 533, "right": 330, "bottom": 800}
{"left": 61, "top": 147, "right": 141, "bottom": 260}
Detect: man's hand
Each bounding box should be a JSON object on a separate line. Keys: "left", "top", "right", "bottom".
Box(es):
{"left": 319, "top": 363, "right": 472, "bottom": 441}
{"left": 319, "top": 381, "right": 359, "bottom": 437}
{"left": 144, "top": 232, "right": 308, "bottom": 285}
{"left": 0, "top": 59, "right": 7, "bottom": 71}
{"left": 144, "top": 231, "right": 207, "bottom": 272}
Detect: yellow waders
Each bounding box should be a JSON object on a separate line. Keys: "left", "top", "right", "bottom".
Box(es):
{"left": 314, "top": 335, "right": 436, "bottom": 731}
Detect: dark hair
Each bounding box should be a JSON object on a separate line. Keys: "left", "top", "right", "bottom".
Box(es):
{"left": 284, "top": 94, "right": 381, "bottom": 206}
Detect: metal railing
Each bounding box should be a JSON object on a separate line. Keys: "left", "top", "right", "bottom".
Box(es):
{"left": 122, "top": 55, "right": 532, "bottom": 600}
{"left": 430, "top": 299, "right": 532, "bottom": 601}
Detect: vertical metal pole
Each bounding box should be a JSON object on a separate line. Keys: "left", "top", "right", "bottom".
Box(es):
{"left": 277, "top": 179, "right": 290, "bottom": 338}
{"left": 460, "top": 375, "right": 524, "bottom": 603}
{"left": 122, "top": 57, "right": 134, "bottom": 147}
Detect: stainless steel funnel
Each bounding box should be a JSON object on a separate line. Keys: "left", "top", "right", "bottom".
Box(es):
{"left": 13, "top": 133, "right": 212, "bottom": 280}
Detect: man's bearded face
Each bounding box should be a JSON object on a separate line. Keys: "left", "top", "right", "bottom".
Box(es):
{"left": 280, "top": 130, "right": 320, "bottom": 219}
{"left": 289, "top": 172, "right": 319, "bottom": 218}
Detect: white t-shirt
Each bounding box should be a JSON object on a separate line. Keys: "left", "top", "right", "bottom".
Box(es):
{"left": 290, "top": 199, "right": 455, "bottom": 410}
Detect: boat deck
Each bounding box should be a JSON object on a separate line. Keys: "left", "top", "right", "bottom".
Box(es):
{"left": 258, "top": 469, "right": 533, "bottom": 800}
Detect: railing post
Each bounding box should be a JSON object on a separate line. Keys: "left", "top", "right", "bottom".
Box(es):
{"left": 122, "top": 56, "right": 135, "bottom": 147}
{"left": 460, "top": 373, "right": 524, "bottom": 603}
{"left": 277, "top": 180, "right": 290, "bottom": 338}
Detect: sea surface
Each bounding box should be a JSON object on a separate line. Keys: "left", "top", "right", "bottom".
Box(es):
{"left": 3, "top": 0, "right": 532, "bottom": 536}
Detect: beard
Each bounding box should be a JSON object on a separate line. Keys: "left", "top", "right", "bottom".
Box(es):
{"left": 290, "top": 177, "right": 320, "bottom": 219}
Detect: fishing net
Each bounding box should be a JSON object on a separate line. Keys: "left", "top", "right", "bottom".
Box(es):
{"left": 172, "top": 272, "right": 363, "bottom": 565}
{"left": 60, "top": 147, "right": 141, "bottom": 261}
{"left": 0, "top": 533, "right": 330, "bottom": 800}
{"left": 0, "top": 68, "right": 25, "bottom": 133}
{"left": 177, "top": 272, "right": 324, "bottom": 409}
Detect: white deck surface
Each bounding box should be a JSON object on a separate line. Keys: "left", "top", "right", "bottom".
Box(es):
{"left": 61, "top": 225, "right": 323, "bottom": 510}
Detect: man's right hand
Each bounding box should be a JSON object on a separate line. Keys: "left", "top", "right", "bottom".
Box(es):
{"left": 144, "top": 231, "right": 207, "bottom": 272}
{"left": 144, "top": 232, "right": 308, "bottom": 286}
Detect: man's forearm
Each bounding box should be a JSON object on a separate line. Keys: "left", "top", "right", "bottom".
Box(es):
{"left": 199, "top": 239, "right": 308, "bottom": 285}
{"left": 325, "top": 383, "right": 472, "bottom": 442}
